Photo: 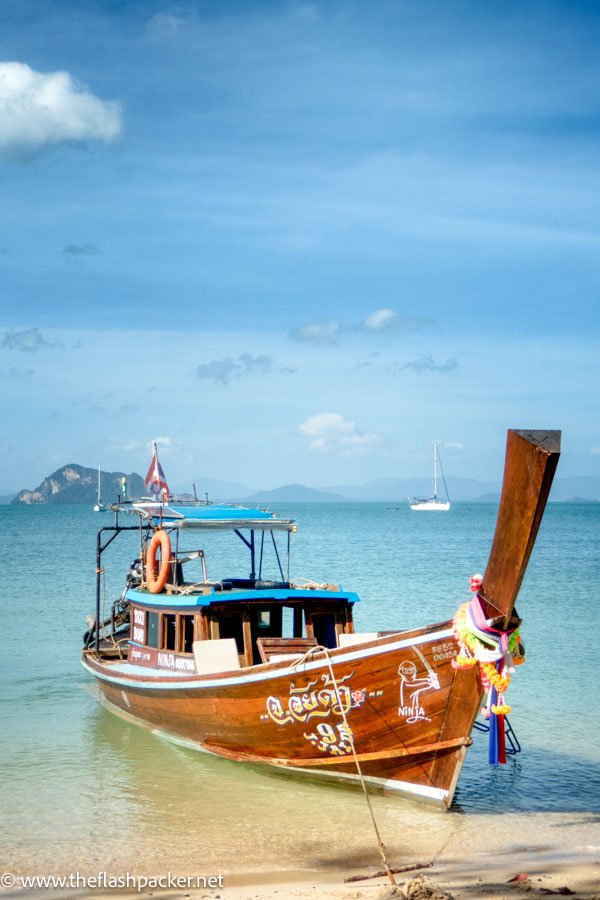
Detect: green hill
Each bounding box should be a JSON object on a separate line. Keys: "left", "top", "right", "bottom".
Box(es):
{"left": 12, "top": 464, "right": 145, "bottom": 505}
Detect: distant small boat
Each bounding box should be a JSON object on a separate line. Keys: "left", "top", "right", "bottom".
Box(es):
{"left": 410, "top": 443, "right": 451, "bottom": 511}
{"left": 93, "top": 463, "right": 105, "bottom": 512}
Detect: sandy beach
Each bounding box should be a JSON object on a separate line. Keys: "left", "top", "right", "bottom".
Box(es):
{"left": 220, "top": 851, "right": 600, "bottom": 900}
{"left": 2, "top": 853, "right": 598, "bottom": 900}
{"left": 3, "top": 817, "right": 598, "bottom": 900}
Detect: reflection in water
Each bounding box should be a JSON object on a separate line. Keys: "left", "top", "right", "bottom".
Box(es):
{"left": 457, "top": 730, "right": 600, "bottom": 814}
{"left": 79, "top": 704, "right": 456, "bottom": 874}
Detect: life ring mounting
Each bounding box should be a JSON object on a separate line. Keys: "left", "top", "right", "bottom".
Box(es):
{"left": 145, "top": 529, "right": 171, "bottom": 594}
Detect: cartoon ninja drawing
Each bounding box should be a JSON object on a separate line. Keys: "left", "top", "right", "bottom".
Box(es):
{"left": 398, "top": 650, "right": 440, "bottom": 723}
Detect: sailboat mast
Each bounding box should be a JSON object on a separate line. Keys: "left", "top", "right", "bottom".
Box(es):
{"left": 433, "top": 442, "right": 438, "bottom": 499}
{"left": 97, "top": 463, "right": 101, "bottom": 504}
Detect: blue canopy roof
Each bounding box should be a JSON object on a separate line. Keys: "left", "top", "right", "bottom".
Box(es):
{"left": 170, "top": 505, "right": 273, "bottom": 520}
{"left": 129, "top": 501, "right": 297, "bottom": 532}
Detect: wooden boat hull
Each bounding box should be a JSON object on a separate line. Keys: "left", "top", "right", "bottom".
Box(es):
{"left": 83, "top": 622, "right": 479, "bottom": 808}
{"left": 82, "top": 430, "right": 560, "bottom": 808}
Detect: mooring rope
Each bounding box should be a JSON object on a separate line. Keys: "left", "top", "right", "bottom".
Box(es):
{"left": 175, "top": 581, "right": 219, "bottom": 596}
{"left": 289, "top": 577, "right": 338, "bottom": 591}
{"left": 293, "top": 645, "right": 398, "bottom": 888}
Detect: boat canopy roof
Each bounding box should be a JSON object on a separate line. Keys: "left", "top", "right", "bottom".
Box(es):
{"left": 124, "top": 586, "right": 360, "bottom": 608}
{"left": 116, "top": 502, "right": 297, "bottom": 533}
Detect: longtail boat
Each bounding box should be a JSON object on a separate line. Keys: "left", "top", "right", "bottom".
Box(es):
{"left": 82, "top": 430, "right": 560, "bottom": 808}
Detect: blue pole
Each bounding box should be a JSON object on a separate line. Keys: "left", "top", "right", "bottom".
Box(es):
{"left": 488, "top": 684, "right": 499, "bottom": 766}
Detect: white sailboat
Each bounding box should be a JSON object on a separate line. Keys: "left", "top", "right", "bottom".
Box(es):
{"left": 410, "top": 442, "right": 451, "bottom": 511}
{"left": 93, "top": 464, "right": 105, "bottom": 512}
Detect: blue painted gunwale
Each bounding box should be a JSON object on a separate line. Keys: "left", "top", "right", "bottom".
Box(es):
{"left": 125, "top": 587, "right": 362, "bottom": 609}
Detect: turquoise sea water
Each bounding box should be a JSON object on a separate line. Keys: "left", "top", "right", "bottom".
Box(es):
{"left": 1, "top": 502, "right": 599, "bottom": 878}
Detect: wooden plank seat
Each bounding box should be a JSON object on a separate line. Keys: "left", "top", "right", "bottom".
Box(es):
{"left": 256, "top": 636, "right": 317, "bottom": 664}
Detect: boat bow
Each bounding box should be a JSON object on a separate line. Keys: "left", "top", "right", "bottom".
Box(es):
{"left": 480, "top": 430, "right": 561, "bottom": 625}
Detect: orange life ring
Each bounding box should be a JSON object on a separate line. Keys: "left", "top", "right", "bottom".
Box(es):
{"left": 146, "top": 530, "right": 171, "bottom": 594}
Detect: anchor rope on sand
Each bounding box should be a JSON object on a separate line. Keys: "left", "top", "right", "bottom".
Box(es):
{"left": 294, "top": 645, "right": 399, "bottom": 889}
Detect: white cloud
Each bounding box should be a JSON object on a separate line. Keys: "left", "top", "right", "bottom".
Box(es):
{"left": 291, "top": 309, "right": 436, "bottom": 344}
{"left": 289, "top": 320, "right": 342, "bottom": 344}
{"left": 591, "top": 447, "right": 600, "bottom": 456}
{"left": 364, "top": 308, "right": 397, "bottom": 331}
{"left": 444, "top": 441, "right": 463, "bottom": 450}
{"left": 298, "top": 412, "right": 379, "bottom": 454}
{"left": 299, "top": 413, "right": 355, "bottom": 439}
{"left": 0, "top": 62, "right": 122, "bottom": 159}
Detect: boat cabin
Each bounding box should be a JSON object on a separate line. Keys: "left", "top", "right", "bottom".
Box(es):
{"left": 88, "top": 502, "right": 360, "bottom": 674}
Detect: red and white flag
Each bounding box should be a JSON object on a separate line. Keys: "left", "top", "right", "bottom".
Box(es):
{"left": 144, "top": 443, "right": 170, "bottom": 499}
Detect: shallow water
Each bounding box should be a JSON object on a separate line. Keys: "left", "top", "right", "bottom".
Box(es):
{"left": 1, "top": 502, "right": 599, "bottom": 876}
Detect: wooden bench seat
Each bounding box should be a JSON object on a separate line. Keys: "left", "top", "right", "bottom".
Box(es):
{"left": 256, "top": 636, "right": 317, "bottom": 664}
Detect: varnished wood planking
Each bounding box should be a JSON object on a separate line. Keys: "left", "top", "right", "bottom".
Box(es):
{"left": 481, "top": 430, "right": 560, "bottom": 623}
{"left": 86, "top": 627, "right": 464, "bottom": 798}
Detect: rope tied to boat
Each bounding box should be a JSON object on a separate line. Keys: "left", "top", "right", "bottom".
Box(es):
{"left": 289, "top": 577, "right": 339, "bottom": 591}
{"left": 452, "top": 574, "right": 525, "bottom": 765}
{"left": 292, "top": 645, "right": 398, "bottom": 889}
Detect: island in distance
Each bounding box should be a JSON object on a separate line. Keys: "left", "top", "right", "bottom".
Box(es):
{"left": 8, "top": 464, "right": 600, "bottom": 505}
{"left": 11, "top": 465, "right": 496, "bottom": 505}
{"left": 12, "top": 464, "right": 145, "bottom": 505}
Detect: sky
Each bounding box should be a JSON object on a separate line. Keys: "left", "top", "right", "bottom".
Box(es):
{"left": 1, "top": 0, "right": 600, "bottom": 491}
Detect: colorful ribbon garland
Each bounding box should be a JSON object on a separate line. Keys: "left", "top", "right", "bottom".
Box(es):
{"left": 452, "top": 574, "right": 525, "bottom": 765}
